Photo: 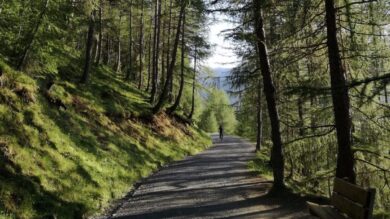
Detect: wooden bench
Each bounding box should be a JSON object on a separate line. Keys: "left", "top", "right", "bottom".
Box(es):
{"left": 307, "top": 178, "right": 376, "bottom": 219}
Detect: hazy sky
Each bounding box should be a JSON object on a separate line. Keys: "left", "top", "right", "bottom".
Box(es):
{"left": 206, "top": 15, "right": 239, "bottom": 69}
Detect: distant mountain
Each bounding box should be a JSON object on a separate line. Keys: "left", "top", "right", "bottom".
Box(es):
{"left": 213, "top": 67, "right": 231, "bottom": 77}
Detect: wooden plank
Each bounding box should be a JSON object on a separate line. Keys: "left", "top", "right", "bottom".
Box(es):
{"left": 307, "top": 201, "right": 347, "bottom": 219}
{"left": 331, "top": 192, "right": 366, "bottom": 219}
{"left": 333, "top": 178, "right": 370, "bottom": 206}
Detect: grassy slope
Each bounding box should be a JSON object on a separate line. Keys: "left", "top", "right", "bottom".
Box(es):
{"left": 0, "top": 58, "right": 211, "bottom": 218}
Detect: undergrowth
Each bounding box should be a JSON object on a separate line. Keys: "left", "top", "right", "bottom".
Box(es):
{"left": 0, "top": 58, "right": 211, "bottom": 218}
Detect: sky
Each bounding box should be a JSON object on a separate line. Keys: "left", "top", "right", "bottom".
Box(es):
{"left": 205, "top": 15, "right": 239, "bottom": 69}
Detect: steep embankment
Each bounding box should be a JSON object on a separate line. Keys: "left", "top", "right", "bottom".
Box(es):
{"left": 0, "top": 59, "right": 211, "bottom": 219}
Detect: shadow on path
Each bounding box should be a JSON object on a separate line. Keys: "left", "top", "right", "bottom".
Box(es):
{"left": 106, "top": 136, "right": 315, "bottom": 219}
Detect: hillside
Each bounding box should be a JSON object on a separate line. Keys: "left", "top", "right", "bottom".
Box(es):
{"left": 0, "top": 59, "right": 211, "bottom": 219}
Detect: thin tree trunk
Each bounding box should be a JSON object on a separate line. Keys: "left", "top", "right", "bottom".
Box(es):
{"left": 104, "top": 33, "right": 110, "bottom": 65}
{"left": 125, "top": 1, "right": 132, "bottom": 80}
{"left": 325, "top": 0, "right": 355, "bottom": 183}
{"left": 146, "top": 30, "right": 152, "bottom": 91}
{"left": 153, "top": 2, "right": 185, "bottom": 114}
{"left": 150, "top": 0, "right": 161, "bottom": 103}
{"left": 253, "top": 0, "right": 284, "bottom": 189}
{"left": 256, "top": 81, "right": 263, "bottom": 151}
{"left": 95, "top": 0, "right": 103, "bottom": 65}
{"left": 167, "top": 0, "right": 173, "bottom": 101}
{"left": 160, "top": 9, "right": 166, "bottom": 90}
{"left": 115, "top": 15, "right": 122, "bottom": 73}
{"left": 17, "top": 0, "right": 50, "bottom": 70}
{"left": 138, "top": 0, "right": 144, "bottom": 89}
{"left": 188, "top": 46, "right": 197, "bottom": 120}
{"left": 168, "top": 7, "right": 186, "bottom": 114}
{"left": 81, "top": 10, "right": 96, "bottom": 83}
{"left": 296, "top": 70, "right": 305, "bottom": 136}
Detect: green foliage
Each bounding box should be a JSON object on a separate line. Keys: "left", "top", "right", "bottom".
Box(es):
{"left": 248, "top": 150, "right": 273, "bottom": 180}
{"left": 199, "top": 109, "right": 218, "bottom": 132}
{"left": 198, "top": 88, "right": 237, "bottom": 133}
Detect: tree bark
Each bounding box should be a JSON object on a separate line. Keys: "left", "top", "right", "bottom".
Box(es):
{"left": 81, "top": 10, "right": 96, "bottom": 83}
{"left": 150, "top": 0, "right": 162, "bottom": 103}
{"left": 146, "top": 30, "right": 152, "bottom": 92}
{"left": 253, "top": 0, "right": 285, "bottom": 189}
{"left": 95, "top": 0, "right": 103, "bottom": 65}
{"left": 138, "top": 0, "right": 144, "bottom": 89}
{"left": 115, "top": 15, "right": 122, "bottom": 73}
{"left": 168, "top": 7, "right": 186, "bottom": 114}
{"left": 153, "top": 2, "right": 186, "bottom": 114}
{"left": 256, "top": 80, "right": 263, "bottom": 151}
{"left": 188, "top": 46, "right": 197, "bottom": 120}
{"left": 125, "top": 1, "right": 132, "bottom": 80}
{"left": 325, "top": 0, "right": 356, "bottom": 183}
{"left": 167, "top": 0, "right": 174, "bottom": 101}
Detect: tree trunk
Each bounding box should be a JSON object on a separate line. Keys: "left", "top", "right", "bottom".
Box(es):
{"left": 104, "top": 33, "right": 110, "bottom": 65}
{"left": 167, "top": 0, "right": 173, "bottom": 101}
{"left": 296, "top": 70, "right": 305, "bottom": 136}
{"left": 188, "top": 46, "right": 197, "bottom": 120}
{"left": 81, "top": 10, "right": 96, "bottom": 83}
{"left": 138, "top": 0, "right": 144, "bottom": 89}
{"left": 256, "top": 80, "right": 263, "bottom": 151}
{"left": 153, "top": 2, "right": 185, "bottom": 114}
{"left": 150, "top": 0, "right": 161, "bottom": 103}
{"left": 168, "top": 7, "right": 186, "bottom": 114}
{"left": 253, "top": 0, "right": 285, "bottom": 189}
{"left": 125, "top": 2, "right": 132, "bottom": 80}
{"left": 325, "top": 0, "right": 356, "bottom": 183}
{"left": 115, "top": 15, "right": 122, "bottom": 74}
{"left": 17, "top": 0, "right": 50, "bottom": 70}
{"left": 95, "top": 0, "right": 103, "bottom": 65}
{"left": 146, "top": 30, "right": 152, "bottom": 92}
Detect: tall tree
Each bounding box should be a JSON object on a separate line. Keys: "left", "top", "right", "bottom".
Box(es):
{"left": 253, "top": 0, "right": 284, "bottom": 189}
{"left": 188, "top": 45, "right": 197, "bottom": 120}
{"left": 150, "top": 0, "right": 162, "bottom": 103}
{"left": 125, "top": 0, "right": 133, "bottom": 80}
{"left": 138, "top": 0, "right": 144, "bottom": 89}
{"left": 325, "top": 0, "right": 356, "bottom": 183}
{"left": 168, "top": 6, "right": 186, "bottom": 114}
{"left": 81, "top": 10, "right": 96, "bottom": 83}
{"left": 153, "top": 1, "right": 186, "bottom": 114}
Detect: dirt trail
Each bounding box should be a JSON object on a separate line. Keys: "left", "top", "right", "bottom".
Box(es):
{"left": 105, "top": 135, "right": 316, "bottom": 219}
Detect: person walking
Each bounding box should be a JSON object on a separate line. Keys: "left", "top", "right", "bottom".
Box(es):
{"left": 219, "top": 124, "right": 224, "bottom": 141}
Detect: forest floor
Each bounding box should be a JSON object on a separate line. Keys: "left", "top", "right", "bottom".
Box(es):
{"left": 97, "top": 135, "right": 317, "bottom": 219}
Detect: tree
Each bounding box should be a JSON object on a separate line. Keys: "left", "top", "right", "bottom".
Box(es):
{"left": 81, "top": 10, "right": 96, "bottom": 83}
{"left": 253, "top": 0, "right": 284, "bottom": 189}
{"left": 153, "top": 1, "right": 186, "bottom": 114}
{"left": 324, "top": 0, "right": 355, "bottom": 183}
{"left": 167, "top": 6, "right": 186, "bottom": 114}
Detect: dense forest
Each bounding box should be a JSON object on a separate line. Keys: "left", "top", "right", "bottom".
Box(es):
{"left": 0, "top": 0, "right": 389, "bottom": 218}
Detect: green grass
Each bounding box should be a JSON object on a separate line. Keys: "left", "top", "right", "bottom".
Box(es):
{"left": 0, "top": 59, "right": 211, "bottom": 218}
{"left": 248, "top": 149, "right": 273, "bottom": 180}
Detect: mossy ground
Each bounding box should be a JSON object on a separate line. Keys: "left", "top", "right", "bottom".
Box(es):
{"left": 0, "top": 58, "right": 211, "bottom": 219}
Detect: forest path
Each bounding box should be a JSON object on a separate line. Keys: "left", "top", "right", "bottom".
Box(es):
{"left": 106, "top": 135, "right": 315, "bottom": 219}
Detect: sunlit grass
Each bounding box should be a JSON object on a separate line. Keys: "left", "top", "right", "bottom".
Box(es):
{"left": 0, "top": 59, "right": 211, "bottom": 218}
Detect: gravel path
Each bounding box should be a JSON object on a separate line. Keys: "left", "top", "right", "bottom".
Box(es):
{"left": 107, "top": 135, "right": 315, "bottom": 219}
